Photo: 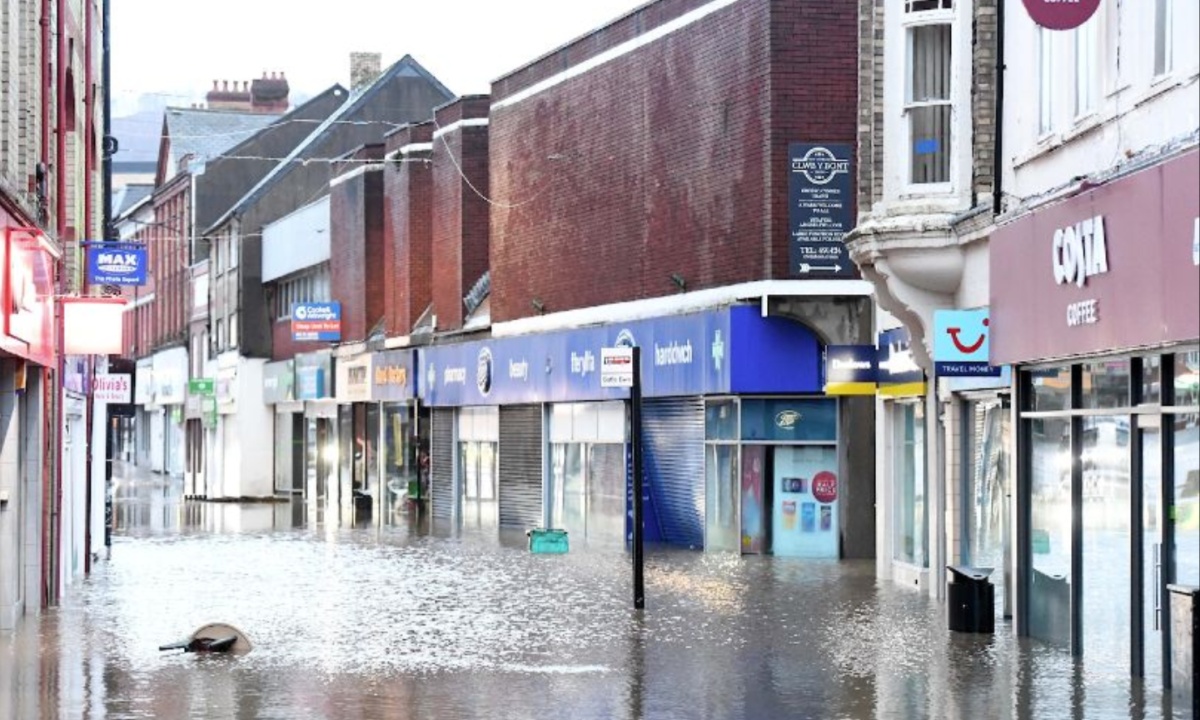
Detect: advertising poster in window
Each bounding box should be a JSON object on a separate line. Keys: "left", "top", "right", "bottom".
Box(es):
{"left": 741, "top": 445, "right": 766, "bottom": 554}
{"left": 772, "top": 445, "right": 839, "bottom": 558}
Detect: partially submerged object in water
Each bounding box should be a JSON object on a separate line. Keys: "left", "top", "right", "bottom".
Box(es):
{"left": 158, "top": 623, "right": 252, "bottom": 655}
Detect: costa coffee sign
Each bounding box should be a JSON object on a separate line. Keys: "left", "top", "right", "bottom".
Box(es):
{"left": 1022, "top": 0, "right": 1101, "bottom": 30}
{"left": 991, "top": 148, "right": 1199, "bottom": 365}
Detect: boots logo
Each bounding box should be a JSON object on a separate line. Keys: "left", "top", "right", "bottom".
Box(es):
{"left": 791, "top": 146, "right": 850, "bottom": 186}
{"left": 614, "top": 329, "right": 637, "bottom": 348}
{"left": 476, "top": 347, "right": 493, "bottom": 397}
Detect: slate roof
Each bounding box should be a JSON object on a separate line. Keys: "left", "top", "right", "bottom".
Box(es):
{"left": 110, "top": 183, "right": 154, "bottom": 218}
{"left": 163, "top": 107, "right": 280, "bottom": 164}
{"left": 206, "top": 54, "right": 454, "bottom": 234}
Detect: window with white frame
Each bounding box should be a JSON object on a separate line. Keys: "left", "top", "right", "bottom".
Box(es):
{"left": 1154, "top": 0, "right": 1173, "bottom": 77}
{"left": 905, "top": 13, "right": 952, "bottom": 184}
{"left": 1074, "top": 19, "right": 1098, "bottom": 117}
{"left": 274, "top": 264, "right": 332, "bottom": 320}
{"left": 1039, "top": 27, "right": 1056, "bottom": 135}
{"left": 229, "top": 314, "right": 238, "bottom": 349}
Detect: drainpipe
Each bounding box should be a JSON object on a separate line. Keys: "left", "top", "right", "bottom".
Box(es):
{"left": 992, "top": 0, "right": 1006, "bottom": 217}
{"left": 82, "top": 0, "right": 94, "bottom": 577}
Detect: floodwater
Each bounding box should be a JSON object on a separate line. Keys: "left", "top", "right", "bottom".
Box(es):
{"left": 0, "top": 472, "right": 1191, "bottom": 720}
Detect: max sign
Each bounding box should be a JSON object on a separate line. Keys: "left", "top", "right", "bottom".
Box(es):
{"left": 86, "top": 245, "right": 147, "bottom": 286}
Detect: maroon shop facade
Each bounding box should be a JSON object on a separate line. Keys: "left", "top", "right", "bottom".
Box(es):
{"left": 991, "top": 147, "right": 1199, "bottom": 694}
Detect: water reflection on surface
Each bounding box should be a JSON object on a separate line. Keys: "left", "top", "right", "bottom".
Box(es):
{"left": 0, "top": 475, "right": 1190, "bottom": 720}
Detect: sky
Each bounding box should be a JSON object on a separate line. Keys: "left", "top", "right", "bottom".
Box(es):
{"left": 110, "top": 0, "right": 650, "bottom": 117}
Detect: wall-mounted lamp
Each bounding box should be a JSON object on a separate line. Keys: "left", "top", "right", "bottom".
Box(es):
{"left": 531, "top": 298, "right": 545, "bottom": 314}
{"left": 670, "top": 273, "right": 687, "bottom": 292}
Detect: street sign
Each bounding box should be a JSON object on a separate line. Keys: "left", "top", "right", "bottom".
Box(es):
{"left": 189, "top": 378, "right": 215, "bottom": 396}
{"left": 600, "top": 347, "right": 634, "bottom": 388}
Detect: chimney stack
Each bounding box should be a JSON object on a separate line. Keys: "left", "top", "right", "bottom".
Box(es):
{"left": 350, "top": 52, "right": 382, "bottom": 92}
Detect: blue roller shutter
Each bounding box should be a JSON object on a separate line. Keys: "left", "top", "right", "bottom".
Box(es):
{"left": 642, "top": 396, "right": 705, "bottom": 548}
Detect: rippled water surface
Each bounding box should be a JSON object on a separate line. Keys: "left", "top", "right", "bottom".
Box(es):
{"left": 0, "top": 473, "right": 1190, "bottom": 720}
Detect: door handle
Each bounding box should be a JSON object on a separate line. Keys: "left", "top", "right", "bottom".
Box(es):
{"left": 1153, "top": 542, "right": 1162, "bottom": 632}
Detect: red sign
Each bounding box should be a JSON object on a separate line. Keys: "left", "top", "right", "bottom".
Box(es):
{"left": 812, "top": 471, "right": 838, "bottom": 504}
{"left": 990, "top": 149, "right": 1199, "bottom": 365}
{"left": 1022, "top": 0, "right": 1101, "bottom": 30}
{"left": 1, "top": 226, "right": 58, "bottom": 367}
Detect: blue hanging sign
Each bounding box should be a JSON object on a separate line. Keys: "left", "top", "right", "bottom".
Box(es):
{"left": 824, "top": 345, "right": 878, "bottom": 396}
{"left": 878, "top": 326, "right": 926, "bottom": 397}
{"left": 86, "top": 244, "right": 147, "bottom": 286}
{"left": 932, "top": 308, "right": 1003, "bottom": 377}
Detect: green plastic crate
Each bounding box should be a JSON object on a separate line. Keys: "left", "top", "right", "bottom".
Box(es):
{"left": 527, "top": 528, "right": 569, "bottom": 554}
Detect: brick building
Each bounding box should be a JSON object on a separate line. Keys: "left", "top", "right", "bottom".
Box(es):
{"left": 344, "top": 0, "right": 881, "bottom": 558}
{"left": 1, "top": 0, "right": 104, "bottom": 627}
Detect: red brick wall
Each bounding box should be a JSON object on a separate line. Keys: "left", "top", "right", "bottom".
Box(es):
{"left": 488, "top": 0, "right": 857, "bottom": 322}
{"left": 149, "top": 177, "right": 190, "bottom": 351}
{"left": 271, "top": 320, "right": 331, "bottom": 362}
{"left": 430, "top": 96, "right": 490, "bottom": 332}
{"left": 329, "top": 144, "right": 385, "bottom": 342}
{"left": 384, "top": 122, "right": 434, "bottom": 335}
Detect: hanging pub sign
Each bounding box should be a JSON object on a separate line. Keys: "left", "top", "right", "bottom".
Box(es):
{"left": 85, "top": 242, "right": 148, "bottom": 286}
{"left": 1022, "top": 0, "right": 1100, "bottom": 30}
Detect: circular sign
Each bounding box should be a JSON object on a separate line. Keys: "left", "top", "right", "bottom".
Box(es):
{"left": 812, "top": 471, "right": 838, "bottom": 504}
{"left": 1021, "top": 0, "right": 1100, "bottom": 30}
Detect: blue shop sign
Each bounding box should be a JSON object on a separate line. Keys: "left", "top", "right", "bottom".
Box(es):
{"left": 878, "top": 326, "right": 926, "bottom": 397}
{"left": 824, "top": 345, "right": 878, "bottom": 395}
{"left": 932, "top": 308, "right": 1003, "bottom": 378}
{"left": 419, "top": 307, "right": 822, "bottom": 407}
{"left": 85, "top": 244, "right": 147, "bottom": 286}
{"left": 295, "top": 350, "right": 332, "bottom": 400}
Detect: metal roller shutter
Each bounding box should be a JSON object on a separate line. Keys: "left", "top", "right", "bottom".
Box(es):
{"left": 498, "top": 404, "right": 543, "bottom": 529}
{"left": 431, "top": 408, "right": 455, "bottom": 521}
{"left": 642, "top": 396, "right": 705, "bottom": 548}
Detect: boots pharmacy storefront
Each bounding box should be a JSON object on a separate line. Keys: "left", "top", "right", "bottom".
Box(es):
{"left": 991, "top": 148, "right": 1199, "bottom": 688}
{"left": 419, "top": 307, "right": 861, "bottom": 557}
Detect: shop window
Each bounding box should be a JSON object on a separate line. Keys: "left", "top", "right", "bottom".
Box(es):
{"left": 1081, "top": 359, "right": 1130, "bottom": 409}
{"left": 548, "top": 401, "right": 627, "bottom": 543}
{"left": 705, "top": 399, "right": 738, "bottom": 441}
{"left": 894, "top": 402, "right": 927, "bottom": 567}
{"left": 963, "top": 400, "right": 1010, "bottom": 615}
{"left": 1031, "top": 367, "right": 1071, "bottom": 412}
{"left": 1173, "top": 351, "right": 1200, "bottom": 586}
{"left": 740, "top": 398, "right": 836, "bottom": 443}
{"left": 906, "top": 22, "right": 952, "bottom": 184}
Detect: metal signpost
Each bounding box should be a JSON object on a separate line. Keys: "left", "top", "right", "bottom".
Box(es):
{"left": 601, "top": 346, "right": 644, "bottom": 609}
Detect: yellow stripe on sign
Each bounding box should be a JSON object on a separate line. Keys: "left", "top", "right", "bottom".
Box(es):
{"left": 879, "top": 382, "right": 926, "bottom": 398}
{"left": 824, "top": 382, "right": 878, "bottom": 396}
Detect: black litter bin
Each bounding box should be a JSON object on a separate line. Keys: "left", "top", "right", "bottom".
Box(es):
{"left": 947, "top": 565, "right": 995, "bottom": 634}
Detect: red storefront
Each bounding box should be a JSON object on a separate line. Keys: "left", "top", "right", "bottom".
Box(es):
{"left": 0, "top": 217, "right": 60, "bottom": 628}
{"left": 990, "top": 147, "right": 1199, "bottom": 691}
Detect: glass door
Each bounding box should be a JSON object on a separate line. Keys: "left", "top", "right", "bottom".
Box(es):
{"left": 1140, "top": 421, "right": 1164, "bottom": 683}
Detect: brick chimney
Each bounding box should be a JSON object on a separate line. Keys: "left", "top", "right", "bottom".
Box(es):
{"left": 205, "top": 79, "right": 251, "bottom": 110}
{"left": 350, "top": 52, "right": 382, "bottom": 92}
{"left": 250, "top": 71, "right": 290, "bottom": 113}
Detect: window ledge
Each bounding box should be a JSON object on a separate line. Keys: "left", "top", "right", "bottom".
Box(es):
{"left": 1135, "top": 73, "right": 1183, "bottom": 109}
{"left": 1013, "top": 133, "right": 1063, "bottom": 170}
{"left": 1063, "top": 113, "right": 1102, "bottom": 143}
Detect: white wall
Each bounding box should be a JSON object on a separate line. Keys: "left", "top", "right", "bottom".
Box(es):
{"left": 214, "top": 358, "right": 273, "bottom": 499}
{"left": 1003, "top": 0, "right": 1200, "bottom": 204}
{"left": 262, "top": 196, "right": 330, "bottom": 283}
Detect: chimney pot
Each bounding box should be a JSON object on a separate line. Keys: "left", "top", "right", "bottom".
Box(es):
{"left": 212, "top": 80, "right": 219, "bottom": 89}
{"left": 222, "top": 80, "right": 228, "bottom": 91}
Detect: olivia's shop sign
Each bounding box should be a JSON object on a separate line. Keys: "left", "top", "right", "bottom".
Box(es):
{"left": 990, "top": 149, "right": 1199, "bottom": 365}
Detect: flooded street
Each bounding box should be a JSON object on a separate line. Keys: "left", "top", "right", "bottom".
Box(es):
{"left": 0, "top": 472, "right": 1190, "bottom": 720}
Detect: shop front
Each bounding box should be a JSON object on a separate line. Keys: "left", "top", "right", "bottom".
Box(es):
{"left": 296, "top": 350, "right": 336, "bottom": 519}
{"left": 420, "top": 306, "right": 861, "bottom": 556}
{"left": 370, "top": 349, "right": 419, "bottom": 525}
{"left": 151, "top": 346, "right": 187, "bottom": 477}
{"left": 991, "top": 148, "right": 1199, "bottom": 687}
{"left": 334, "top": 352, "right": 374, "bottom": 525}
{"left": 262, "top": 360, "right": 300, "bottom": 495}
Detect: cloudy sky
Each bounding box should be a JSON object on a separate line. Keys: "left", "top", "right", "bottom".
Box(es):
{"left": 111, "top": 0, "right": 650, "bottom": 116}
